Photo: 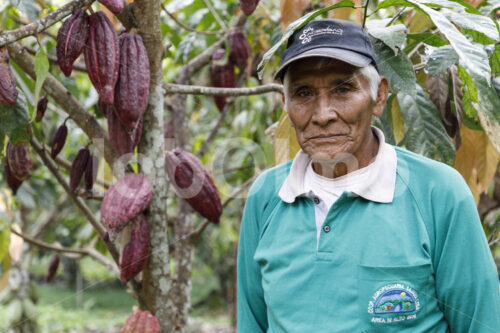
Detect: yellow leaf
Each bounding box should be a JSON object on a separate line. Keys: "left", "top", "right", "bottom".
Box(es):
{"left": 274, "top": 112, "right": 301, "bottom": 165}
{"left": 9, "top": 224, "right": 23, "bottom": 263}
{"left": 280, "top": 0, "right": 309, "bottom": 31}
{"left": 391, "top": 97, "right": 405, "bottom": 144}
{"left": 0, "top": 255, "right": 10, "bottom": 293}
{"left": 408, "top": 12, "right": 433, "bottom": 33}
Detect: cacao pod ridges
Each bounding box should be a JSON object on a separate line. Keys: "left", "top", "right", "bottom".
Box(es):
{"left": 69, "top": 147, "right": 90, "bottom": 193}
{"left": 4, "top": 158, "right": 23, "bottom": 195}
{"left": 0, "top": 47, "right": 19, "bottom": 106}
{"left": 6, "top": 141, "right": 32, "bottom": 181}
{"left": 120, "top": 214, "right": 150, "bottom": 283}
{"left": 122, "top": 310, "right": 160, "bottom": 333}
{"left": 56, "top": 9, "right": 90, "bottom": 77}
{"left": 229, "top": 29, "right": 251, "bottom": 70}
{"left": 165, "top": 149, "right": 223, "bottom": 223}
{"left": 107, "top": 103, "right": 143, "bottom": 159}
{"left": 240, "top": 0, "right": 260, "bottom": 16}
{"left": 85, "top": 11, "right": 119, "bottom": 105}
{"left": 210, "top": 48, "right": 235, "bottom": 112}
{"left": 50, "top": 120, "right": 68, "bottom": 159}
{"left": 35, "top": 96, "right": 48, "bottom": 122}
{"left": 98, "top": 0, "right": 124, "bottom": 14}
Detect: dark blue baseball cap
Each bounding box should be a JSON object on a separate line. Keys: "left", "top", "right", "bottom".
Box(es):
{"left": 274, "top": 19, "right": 378, "bottom": 81}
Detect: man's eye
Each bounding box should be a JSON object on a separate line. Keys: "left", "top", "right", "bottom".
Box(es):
{"left": 296, "top": 90, "right": 312, "bottom": 97}
{"left": 336, "top": 86, "right": 350, "bottom": 94}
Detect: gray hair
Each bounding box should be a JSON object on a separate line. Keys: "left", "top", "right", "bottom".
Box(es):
{"left": 282, "top": 62, "right": 381, "bottom": 110}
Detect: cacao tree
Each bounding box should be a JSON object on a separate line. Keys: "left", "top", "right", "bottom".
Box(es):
{"left": 0, "top": 0, "right": 499, "bottom": 332}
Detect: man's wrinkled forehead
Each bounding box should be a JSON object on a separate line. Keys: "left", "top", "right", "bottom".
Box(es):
{"left": 284, "top": 57, "right": 359, "bottom": 83}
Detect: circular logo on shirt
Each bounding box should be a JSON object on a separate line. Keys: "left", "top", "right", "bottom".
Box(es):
{"left": 368, "top": 283, "right": 420, "bottom": 324}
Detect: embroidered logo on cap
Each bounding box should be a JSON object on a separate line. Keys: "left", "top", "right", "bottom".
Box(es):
{"left": 299, "top": 26, "right": 343, "bottom": 44}
{"left": 367, "top": 283, "right": 420, "bottom": 324}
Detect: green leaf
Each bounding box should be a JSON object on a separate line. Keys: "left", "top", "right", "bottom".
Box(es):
{"left": 175, "top": 32, "right": 197, "bottom": 63}
{"left": 257, "top": 0, "right": 355, "bottom": 79}
{"left": 34, "top": 45, "right": 49, "bottom": 106}
{"left": 366, "top": 20, "right": 407, "bottom": 54}
{"left": 0, "top": 90, "right": 30, "bottom": 143}
{"left": 442, "top": 9, "right": 499, "bottom": 44}
{"left": 398, "top": 84, "right": 456, "bottom": 165}
{"left": 456, "top": 64, "right": 478, "bottom": 118}
{"left": 479, "top": 0, "right": 500, "bottom": 15}
{"left": 406, "top": 33, "right": 447, "bottom": 48}
{"left": 490, "top": 43, "right": 500, "bottom": 75}
{"left": 426, "top": 45, "right": 459, "bottom": 75}
{"left": 0, "top": 217, "right": 10, "bottom": 263}
{"left": 371, "top": 37, "right": 417, "bottom": 95}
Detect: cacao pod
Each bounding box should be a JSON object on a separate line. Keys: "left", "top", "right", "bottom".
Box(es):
{"left": 122, "top": 311, "right": 160, "bottom": 333}
{"left": 107, "top": 103, "right": 142, "bottom": 158}
{"left": 4, "top": 158, "right": 23, "bottom": 195}
{"left": 45, "top": 255, "right": 60, "bottom": 283}
{"left": 35, "top": 96, "right": 48, "bottom": 122}
{"left": 165, "top": 149, "right": 222, "bottom": 223}
{"left": 56, "top": 9, "right": 89, "bottom": 77}
{"left": 240, "top": 0, "right": 259, "bottom": 16}
{"left": 85, "top": 11, "right": 119, "bottom": 105}
{"left": 114, "top": 32, "right": 150, "bottom": 129}
{"left": 98, "top": 0, "right": 124, "bottom": 14}
{"left": 6, "top": 141, "right": 32, "bottom": 181}
{"left": 0, "top": 47, "right": 18, "bottom": 106}
{"left": 85, "top": 154, "right": 98, "bottom": 192}
{"left": 50, "top": 120, "right": 68, "bottom": 159}
{"left": 69, "top": 147, "right": 90, "bottom": 193}
{"left": 98, "top": 99, "right": 112, "bottom": 118}
{"left": 210, "top": 48, "right": 235, "bottom": 112}
{"left": 101, "top": 173, "right": 152, "bottom": 240}
{"left": 120, "top": 214, "right": 150, "bottom": 283}
{"left": 229, "top": 29, "right": 251, "bottom": 69}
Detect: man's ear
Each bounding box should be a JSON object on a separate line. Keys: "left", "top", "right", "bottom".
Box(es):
{"left": 372, "top": 76, "right": 390, "bottom": 117}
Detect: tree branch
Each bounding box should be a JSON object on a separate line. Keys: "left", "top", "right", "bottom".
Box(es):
{"left": 24, "top": 45, "right": 87, "bottom": 72}
{"left": 0, "top": 0, "right": 95, "bottom": 47}
{"left": 161, "top": 3, "right": 224, "bottom": 35}
{"left": 164, "top": 83, "right": 283, "bottom": 96}
{"left": 7, "top": 42, "right": 117, "bottom": 167}
{"left": 203, "top": 0, "right": 227, "bottom": 30}
{"left": 362, "top": 0, "right": 370, "bottom": 28}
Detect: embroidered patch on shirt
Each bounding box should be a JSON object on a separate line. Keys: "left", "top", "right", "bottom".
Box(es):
{"left": 368, "top": 283, "right": 420, "bottom": 324}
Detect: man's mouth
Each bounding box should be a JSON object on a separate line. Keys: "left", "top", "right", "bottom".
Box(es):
{"left": 307, "top": 134, "right": 345, "bottom": 140}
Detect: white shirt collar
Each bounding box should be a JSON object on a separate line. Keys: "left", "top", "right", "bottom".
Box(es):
{"left": 278, "top": 127, "right": 397, "bottom": 203}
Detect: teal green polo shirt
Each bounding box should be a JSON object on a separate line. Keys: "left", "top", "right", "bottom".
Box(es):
{"left": 237, "top": 147, "right": 500, "bottom": 332}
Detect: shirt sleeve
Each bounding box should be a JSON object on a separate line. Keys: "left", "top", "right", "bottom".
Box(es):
{"left": 237, "top": 187, "right": 268, "bottom": 332}
{"left": 432, "top": 176, "right": 500, "bottom": 333}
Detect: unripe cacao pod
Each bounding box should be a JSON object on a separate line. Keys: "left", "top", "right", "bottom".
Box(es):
{"left": 122, "top": 310, "right": 160, "bottom": 333}
{"left": 120, "top": 214, "right": 150, "bottom": 283}
{"left": 50, "top": 120, "right": 68, "bottom": 159}
{"left": 6, "top": 141, "right": 32, "bottom": 181}
{"left": 85, "top": 154, "right": 98, "bottom": 192}
{"left": 101, "top": 173, "right": 152, "bottom": 240}
{"left": 229, "top": 29, "right": 251, "bottom": 69}
{"left": 98, "top": 0, "right": 124, "bottom": 14}
{"left": 4, "top": 158, "right": 23, "bottom": 195}
{"left": 0, "top": 47, "right": 18, "bottom": 106}
{"left": 56, "top": 9, "right": 89, "bottom": 77}
{"left": 69, "top": 147, "right": 90, "bottom": 193}
{"left": 107, "top": 103, "right": 142, "bottom": 158}
{"left": 85, "top": 11, "right": 119, "bottom": 105}
{"left": 35, "top": 96, "right": 48, "bottom": 122}
{"left": 45, "top": 255, "right": 60, "bottom": 283}
{"left": 240, "top": 0, "right": 260, "bottom": 16}
{"left": 210, "top": 48, "right": 235, "bottom": 112}
{"left": 165, "top": 149, "right": 222, "bottom": 223}
{"left": 114, "top": 32, "right": 150, "bottom": 129}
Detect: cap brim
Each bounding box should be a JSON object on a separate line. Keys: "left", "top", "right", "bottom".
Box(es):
{"left": 274, "top": 47, "right": 373, "bottom": 81}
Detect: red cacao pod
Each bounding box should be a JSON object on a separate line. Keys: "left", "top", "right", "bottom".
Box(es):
{"left": 240, "top": 0, "right": 260, "bottom": 16}
{"left": 165, "top": 149, "right": 222, "bottom": 223}
{"left": 50, "top": 120, "right": 68, "bottom": 159}
{"left": 101, "top": 173, "right": 152, "bottom": 240}
{"left": 98, "top": 0, "right": 124, "bottom": 14}
{"left": 56, "top": 9, "right": 89, "bottom": 77}
{"left": 35, "top": 96, "right": 48, "bottom": 122}
{"left": 45, "top": 255, "right": 60, "bottom": 283}
{"left": 85, "top": 11, "right": 119, "bottom": 105}
{"left": 120, "top": 214, "right": 150, "bottom": 283}
{"left": 229, "top": 29, "right": 251, "bottom": 69}
{"left": 69, "top": 147, "right": 90, "bottom": 193}
{"left": 114, "top": 32, "right": 150, "bottom": 129}
{"left": 85, "top": 154, "right": 98, "bottom": 192}
{"left": 122, "top": 311, "right": 160, "bottom": 333}
{"left": 210, "top": 48, "right": 235, "bottom": 112}
{"left": 0, "top": 47, "right": 18, "bottom": 106}
{"left": 6, "top": 141, "right": 31, "bottom": 181}
{"left": 107, "top": 103, "right": 142, "bottom": 158}
{"left": 4, "top": 158, "right": 23, "bottom": 195}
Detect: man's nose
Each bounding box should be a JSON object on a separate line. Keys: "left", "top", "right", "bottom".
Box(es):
{"left": 312, "top": 91, "right": 338, "bottom": 126}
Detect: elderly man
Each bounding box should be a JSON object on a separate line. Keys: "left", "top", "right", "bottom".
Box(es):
{"left": 237, "top": 19, "right": 500, "bottom": 332}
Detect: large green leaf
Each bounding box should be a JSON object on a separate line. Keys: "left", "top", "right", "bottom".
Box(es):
{"left": 371, "top": 37, "right": 417, "bottom": 96}
{"left": 398, "top": 84, "right": 456, "bottom": 165}
{"left": 257, "top": 0, "right": 355, "bottom": 79}
{"left": 479, "top": 0, "right": 500, "bottom": 15}
{"left": 366, "top": 20, "right": 407, "bottom": 54}
{"left": 0, "top": 90, "right": 29, "bottom": 143}
{"left": 442, "top": 9, "right": 499, "bottom": 44}
{"left": 490, "top": 43, "right": 500, "bottom": 75}
{"left": 406, "top": 33, "right": 447, "bottom": 49}
{"left": 0, "top": 217, "right": 10, "bottom": 263}
{"left": 34, "top": 46, "right": 49, "bottom": 106}
{"left": 426, "top": 45, "right": 459, "bottom": 75}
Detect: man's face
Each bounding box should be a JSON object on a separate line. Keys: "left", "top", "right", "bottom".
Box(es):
{"left": 284, "top": 57, "right": 386, "bottom": 164}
